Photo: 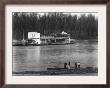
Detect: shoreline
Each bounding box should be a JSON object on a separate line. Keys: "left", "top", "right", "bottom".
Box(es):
{"left": 12, "top": 43, "right": 74, "bottom": 46}
{"left": 13, "top": 67, "right": 98, "bottom": 76}
{"left": 12, "top": 39, "right": 98, "bottom": 46}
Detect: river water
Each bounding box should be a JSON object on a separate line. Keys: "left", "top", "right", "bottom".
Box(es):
{"left": 13, "top": 41, "right": 98, "bottom": 73}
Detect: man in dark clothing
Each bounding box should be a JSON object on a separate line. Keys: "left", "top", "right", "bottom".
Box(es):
{"left": 64, "top": 62, "right": 67, "bottom": 69}
{"left": 68, "top": 61, "right": 70, "bottom": 66}
{"left": 75, "top": 62, "right": 77, "bottom": 69}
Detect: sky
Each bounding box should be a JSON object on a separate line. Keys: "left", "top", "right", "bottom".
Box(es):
{"left": 13, "top": 12, "right": 98, "bottom": 19}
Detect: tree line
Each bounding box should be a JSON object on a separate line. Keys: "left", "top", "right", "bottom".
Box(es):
{"left": 12, "top": 12, "right": 98, "bottom": 40}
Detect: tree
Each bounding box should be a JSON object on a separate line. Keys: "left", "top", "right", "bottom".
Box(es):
{"left": 12, "top": 12, "right": 98, "bottom": 40}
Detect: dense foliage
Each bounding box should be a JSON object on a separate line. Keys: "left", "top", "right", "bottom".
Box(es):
{"left": 12, "top": 12, "right": 98, "bottom": 40}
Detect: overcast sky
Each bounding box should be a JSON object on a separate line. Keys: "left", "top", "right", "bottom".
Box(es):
{"left": 13, "top": 12, "right": 98, "bottom": 19}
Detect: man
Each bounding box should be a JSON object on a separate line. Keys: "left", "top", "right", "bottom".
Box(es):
{"left": 64, "top": 62, "right": 67, "bottom": 69}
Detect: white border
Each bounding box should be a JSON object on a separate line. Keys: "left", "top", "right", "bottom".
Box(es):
{"left": 5, "top": 5, "right": 106, "bottom": 84}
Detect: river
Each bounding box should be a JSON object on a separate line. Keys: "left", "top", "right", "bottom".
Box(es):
{"left": 13, "top": 41, "right": 98, "bottom": 74}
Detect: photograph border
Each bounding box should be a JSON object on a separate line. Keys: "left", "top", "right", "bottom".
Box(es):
{"left": 6, "top": 5, "right": 105, "bottom": 84}
{"left": 0, "top": 0, "right": 110, "bottom": 88}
